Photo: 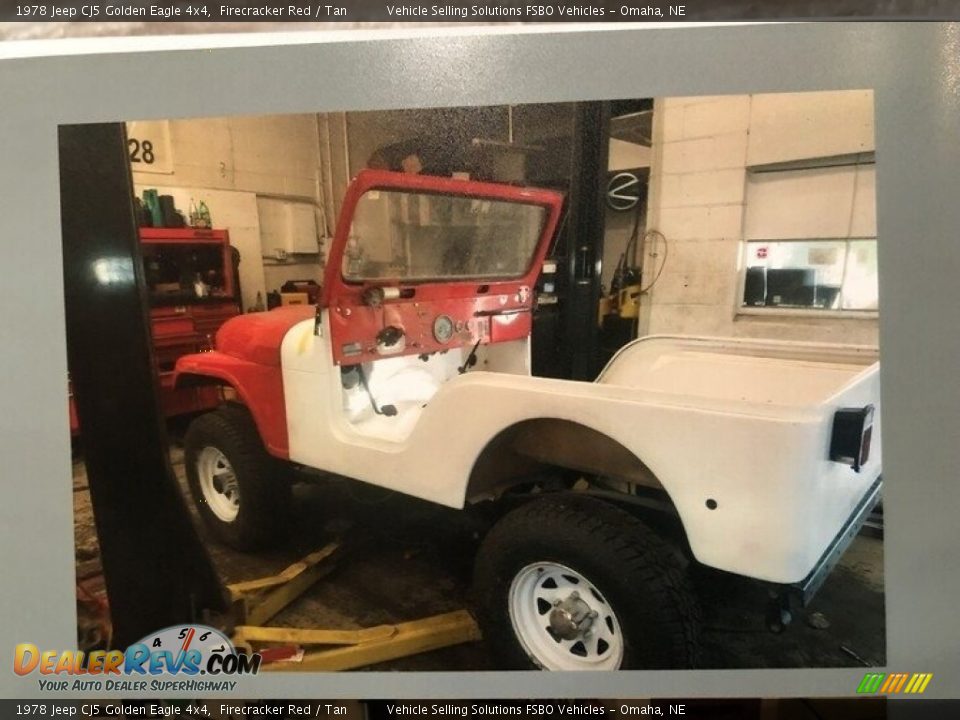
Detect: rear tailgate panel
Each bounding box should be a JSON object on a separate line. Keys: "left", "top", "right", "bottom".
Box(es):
{"left": 598, "top": 335, "right": 881, "bottom": 583}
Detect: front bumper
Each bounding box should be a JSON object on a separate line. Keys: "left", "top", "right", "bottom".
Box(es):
{"left": 788, "top": 475, "right": 883, "bottom": 606}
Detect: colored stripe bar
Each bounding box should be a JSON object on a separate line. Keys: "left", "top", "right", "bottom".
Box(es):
{"left": 880, "top": 674, "right": 898, "bottom": 693}
{"left": 859, "top": 672, "right": 934, "bottom": 694}
{"left": 858, "top": 673, "right": 885, "bottom": 693}
{"left": 904, "top": 674, "right": 920, "bottom": 693}
{"left": 893, "top": 674, "right": 909, "bottom": 693}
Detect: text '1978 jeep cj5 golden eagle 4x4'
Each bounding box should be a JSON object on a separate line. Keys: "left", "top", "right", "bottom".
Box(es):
{"left": 174, "top": 170, "right": 882, "bottom": 671}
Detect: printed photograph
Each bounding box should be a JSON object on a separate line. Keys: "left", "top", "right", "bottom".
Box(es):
{"left": 62, "top": 90, "right": 883, "bottom": 673}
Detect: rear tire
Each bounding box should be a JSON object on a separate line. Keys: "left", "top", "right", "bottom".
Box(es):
{"left": 473, "top": 494, "right": 701, "bottom": 670}
{"left": 184, "top": 404, "right": 291, "bottom": 551}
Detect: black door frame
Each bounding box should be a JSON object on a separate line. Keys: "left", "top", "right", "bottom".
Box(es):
{"left": 60, "top": 123, "right": 228, "bottom": 649}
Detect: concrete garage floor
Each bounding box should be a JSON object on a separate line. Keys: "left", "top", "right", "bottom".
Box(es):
{"left": 72, "top": 442, "right": 885, "bottom": 670}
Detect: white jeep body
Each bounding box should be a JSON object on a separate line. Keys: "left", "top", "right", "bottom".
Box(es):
{"left": 177, "top": 169, "right": 882, "bottom": 592}
{"left": 279, "top": 319, "right": 880, "bottom": 585}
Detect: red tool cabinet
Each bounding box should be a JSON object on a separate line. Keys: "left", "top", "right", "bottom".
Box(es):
{"left": 69, "top": 228, "right": 242, "bottom": 434}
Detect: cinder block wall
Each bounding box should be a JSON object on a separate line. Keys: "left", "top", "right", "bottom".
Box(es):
{"left": 642, "top": 91, "right": 878, "bottom": 346}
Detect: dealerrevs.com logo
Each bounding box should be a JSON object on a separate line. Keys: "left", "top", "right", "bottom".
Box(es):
{"left": 14, "top": 625, "right": 260, "bottom": 692}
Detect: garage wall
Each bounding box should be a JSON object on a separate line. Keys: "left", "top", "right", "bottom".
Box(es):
{"left": 130, "top": 114, "right": 322, "bottom": 197}
{"left": 641, "top": 90, "right": 879, "bottom": 345}
{"left": 129, "top": 114, "right": 328, "bottom": 309}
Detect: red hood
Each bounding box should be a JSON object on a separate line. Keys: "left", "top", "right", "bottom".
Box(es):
{"left": 216, "top": 305, "right": 314, "bottom": 366}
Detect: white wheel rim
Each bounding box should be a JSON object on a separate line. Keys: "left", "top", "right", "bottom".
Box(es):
{"left": 196, "top": 447, "right": 240, "bottom": 522}
{"left": 508, "top": 561, "right": 624, "bottom": 671}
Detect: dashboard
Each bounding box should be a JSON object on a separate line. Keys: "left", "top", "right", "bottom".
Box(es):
{"left": 328, "top": 281, "right": 534, "bottom": 366}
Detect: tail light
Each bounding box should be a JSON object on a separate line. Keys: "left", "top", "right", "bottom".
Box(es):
{"left": 830, "top": 405, "right": 875, "bottom": 472}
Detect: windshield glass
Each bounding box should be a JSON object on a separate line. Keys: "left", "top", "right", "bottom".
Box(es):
{"left": 343, "top": 189, "right": 548, "bottom": 282}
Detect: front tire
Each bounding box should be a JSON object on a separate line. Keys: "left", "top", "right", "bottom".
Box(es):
{"left": 473, "top": 494, "right": 701, "bottom": 670}
{"left": 184, "top": 405, "right": 291, "bottom": 551}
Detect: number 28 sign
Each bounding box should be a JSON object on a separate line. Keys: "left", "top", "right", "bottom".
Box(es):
{"left": 125, "top": 120, "right": 173, "bottom": 175}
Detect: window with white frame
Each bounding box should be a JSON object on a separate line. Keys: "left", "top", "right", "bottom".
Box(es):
{"left": 741, "top": 158, "right": 878, "bottom": 312}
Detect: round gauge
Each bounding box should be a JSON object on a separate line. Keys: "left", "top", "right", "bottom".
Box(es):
{"left": 128, "top": 624, "right": 236, "bottom": 674}
{"left": 433, "top": 314, "right": 455, "bottom": 344}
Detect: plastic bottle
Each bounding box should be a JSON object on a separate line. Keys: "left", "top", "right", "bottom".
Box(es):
{"left": 198, "top": 201, "right": 212, "bottom": 229}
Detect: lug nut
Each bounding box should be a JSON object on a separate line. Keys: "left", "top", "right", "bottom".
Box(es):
{"left": 570, "top": 591, "right": 579, "bottom": 600}
{"left": 589, "top": 610, "right": 599, "bottom": 619}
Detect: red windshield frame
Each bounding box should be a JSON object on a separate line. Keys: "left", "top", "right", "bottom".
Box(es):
{"left": 321, "top": 170, "right": 564, "bottom": 308}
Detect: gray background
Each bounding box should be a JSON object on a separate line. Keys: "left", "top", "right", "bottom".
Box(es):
{"left": 0, "top": 23, "right": 958, "bottom": 700}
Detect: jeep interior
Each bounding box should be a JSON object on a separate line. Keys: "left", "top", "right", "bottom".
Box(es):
{"left": 324, "top": 175, "right": 562, "bottom": 442}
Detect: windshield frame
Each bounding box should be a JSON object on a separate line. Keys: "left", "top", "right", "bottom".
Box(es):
{"left": 321, "top": 170, "right": 565, "bottom": 308}
{"left": 340, "top": 187, "right": 551, "bottom": 285}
